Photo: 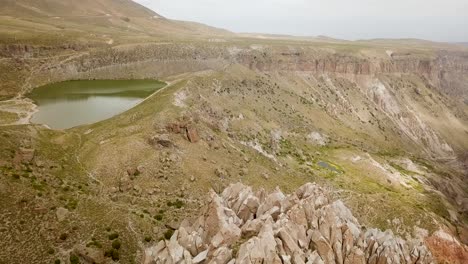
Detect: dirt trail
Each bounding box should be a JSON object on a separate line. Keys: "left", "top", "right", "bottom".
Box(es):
{"left": 0, "top": 98, "right": 37, "bottom": 126}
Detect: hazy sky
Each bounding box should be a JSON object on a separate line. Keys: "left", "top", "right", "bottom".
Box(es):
{"left": 134, "top": 0, "right": 468, "bottom": 42}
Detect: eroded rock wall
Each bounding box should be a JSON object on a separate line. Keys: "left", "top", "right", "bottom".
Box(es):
{"left": 144, "top": 183, "right": 434, "bottom": 264}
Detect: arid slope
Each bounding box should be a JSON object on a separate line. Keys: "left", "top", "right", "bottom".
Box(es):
{"left": 0, "top": 1, "right": 468, "bottom": 263}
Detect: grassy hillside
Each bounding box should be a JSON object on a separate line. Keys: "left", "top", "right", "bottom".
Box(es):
{"left": 0, "top": 0, "right": 158, "bottom": 17}
{"left": 0, "top": 0, "right": 232, "bottom": 46}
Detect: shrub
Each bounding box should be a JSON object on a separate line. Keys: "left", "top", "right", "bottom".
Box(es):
{"left": 144, "top": 236, "right": 152, "bottom": 242}
{"left": 121, "top": 17, "right": 130, "bottom": 22}
{"left": 174, "top": 199, "right": 184, "bottom": 208}
{"left": 86, "top": 240, "right": 102, "bottom": 248}
{"left": 69, "top": 254, "right": 80, "bottom": 264}
{"left": 154, "top": 214, "right": 163, "bottom": 221}
{"left": 108, "top": 232, "right": 119, "bottom": 240}
{"left": 167, "top": 199, "right": 184, "bottom": 208}
{"left": 54, "top": 260, "right": 61, "bottom": 264}
{"left": 105, "top": 249, "right": 120, "bottom": 261}
{"left": 163, "top": 229, "right": 174, "bottom": 240}
{"left": 66, "top": 200, "right": 78, "bottom": 210}
{"left": 59, "top": 233, "right": 68, "bottom": 240}
{"left": 111, "top": 251, "right": 119, "bottom": 261}
{"left": 111, "top": 240, "right": 121, "bottom": 250}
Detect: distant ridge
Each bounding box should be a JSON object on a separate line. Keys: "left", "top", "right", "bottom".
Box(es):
{"left": 0, "top": 0, "right": 160, "bottom": 17}
{"left": 0, "top": 0, "right": 232, "bottom": 45}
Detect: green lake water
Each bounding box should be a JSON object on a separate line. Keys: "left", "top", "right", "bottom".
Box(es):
{"left": 27, "top": 80, "right": 166, "bottom": 129}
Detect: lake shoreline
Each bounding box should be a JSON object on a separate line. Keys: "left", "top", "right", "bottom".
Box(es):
{"left": 0, "top": 97, "right": 39, "bottom": 126}
{"left": 0, "top": 79, "right": 167, "bottom": 129}
{"left": 29, "top": 79, "right": 167, "bottom": 129}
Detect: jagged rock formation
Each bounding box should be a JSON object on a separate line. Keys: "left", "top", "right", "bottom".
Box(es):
{"left": 144, "top": 183, "right": 433, "bottom": 264}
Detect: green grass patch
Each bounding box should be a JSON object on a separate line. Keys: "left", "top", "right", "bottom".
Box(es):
{"left": 389, "top": 162, "right": 416, "bottom": 176}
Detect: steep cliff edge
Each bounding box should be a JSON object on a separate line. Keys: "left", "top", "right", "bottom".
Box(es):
{"left": 4, "top": 42, "right": 466, "bottom": 159}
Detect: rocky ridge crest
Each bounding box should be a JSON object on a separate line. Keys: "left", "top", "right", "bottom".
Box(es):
{"left": 144, "top": 183, "right": 433, "bottom": 264}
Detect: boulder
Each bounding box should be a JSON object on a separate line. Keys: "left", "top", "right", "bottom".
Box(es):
{"left": 236, "top": 218, "right": 282, "bottom": 263}
{"left": 193, "top": 249, "right": 209, "bottom": 263}
{"left": 215, "top": 168, "right": 229, "bottom": 178}
{"left": 127, "top": 167, "right": 137, "bottom": 177}
{"left": 186, "top": 126, "right": 200, "bottom": 143}
{"left": 73, "top": 245, "right": 105, "bottom": 264}
{"left": 119, "top": 176, "right": 133, "bottom": 192}
{"left": 56, "top": 207, "right": 69, "bottom": 222}
{"left": 166, "top": 122, "right": 185, "bottom": 134}
{"left": 203, "top": 191, "right": 241, "bottom": 248}
{"left": 239, "top": 168, "right": 249, "bottom": 176}
{"left": 262, "top": 172, "right": 270, "bottom": 180}
{"left": 149, "top": 134, "right": 174, "bottom": 148}
{"left": 209, "top": 246, "right": 232, "bottom": 264}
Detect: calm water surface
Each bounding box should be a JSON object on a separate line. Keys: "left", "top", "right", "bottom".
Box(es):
{"left": 27, "top": 80, "right": 166, "bottom": 129}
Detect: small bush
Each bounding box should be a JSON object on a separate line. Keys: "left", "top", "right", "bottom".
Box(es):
{"left": 86, "top": 240, "right": 102, "bottom": 248}
{"left": 105, "top": 249, "right": 120, "bottom": 261}
{"left": 163, "top": 229, "right": 174, "bottom": 240}
{"left": 69, "top": 254, "right": 80, "bottom": 264}
{"left": 144, "top": 236, "right": 152, "bottom": 242}
{"left": 48, "top": 248, "right": 55, "bottom": 254}
{"left": 154, "top": 214, "right": 163, "bottom": 221}
{"left": 173, "top": 199, "right": 184, "bottom": 208}
{"left": 108, "top": 232, "right": 119, "bottom": 240}
{"left": 112, "top": 240, "right": 121, "bottom": 250}
{"left": 167, "top": 199, "right": 184, "bottom": 208}
{"left": 54, "top": 260, "right": 60, "bottom": 264}
{"left": 66, "top": 200, "right": 78, "bottom": 210}
{"left": 121, "top": 17, "right": 130, "bottom": 22}
{"left": 111, "top": 251, "right": 119, "bottom": 261}
{"left": 59, "top": 233, "right": 68, "bottom": 240}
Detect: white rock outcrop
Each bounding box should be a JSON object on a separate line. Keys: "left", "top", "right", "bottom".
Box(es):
{"left": 143, "top": 183, "right": 434, "bottom": 264}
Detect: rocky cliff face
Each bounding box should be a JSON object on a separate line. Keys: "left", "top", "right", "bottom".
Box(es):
{"left": 5, "top": 43, "right": 468, "bottom": 101}
{"left": 144, "top": 183, "right": 434, "bottom": 264}
{"left": 234, "top": 48, "right": 468, "bottom": 103}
